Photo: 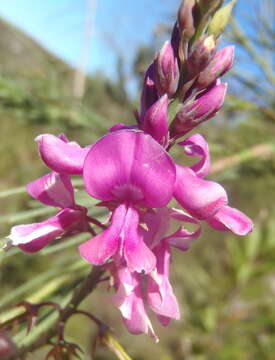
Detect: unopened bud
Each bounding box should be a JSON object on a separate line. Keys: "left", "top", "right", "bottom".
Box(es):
{"left": 187, "top": 35, "right": 216, "bottom": 77}
{"left": 155, "top": 41, "right": 179, "bottom": 97}
{"left": 198, "top": 0, "right": 222, "bottom": 14}
{"left": 140, "top": 63, "right": 158, "bottom": 119}
{"left": 171, "top": 23, "right": 180, "bottom": 60}
{"left": 208, "top": 0, "right": 237, "bottom": 37}
{"left": 170, "top": 82, "right": 227, "bottom": 138}
{"left": 178, "top": 0, "right": 196, "bottom": 40}
{"left": 195, "top": 46, "right": 234, "bottom": 89}
{"left": 141, "top": 94, "right": 169, "bottom": 146}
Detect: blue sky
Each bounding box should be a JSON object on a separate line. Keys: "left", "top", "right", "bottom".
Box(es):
{"left": 0, "top": 0, "right": 179, "bottom": 80}
{"left": 0, "top": 0, "right": 266, "bottom": 96}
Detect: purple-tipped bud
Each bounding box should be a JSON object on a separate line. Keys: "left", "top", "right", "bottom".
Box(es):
{"left": 141, "top": 94, "right": 169, "bottom": 146}
{"left": 140, "top": 63, "right": 159, "bottom": 120}
{"left": 155, "top": 41, "right": 179, "bottom": 97}
{"left": 195, "top": 46, "right": 234, "bottom": 89}
{"left": 170, "top": 82, "right": 227, "bottom": 138}
{"left": 178, "top": 0, "right": 196, "bottom": 41}
{"left": 187, "top": 35, "right": 216, "bottom": 77}
{"left": 171, "top": 23, "right": 180, "bottom": 60}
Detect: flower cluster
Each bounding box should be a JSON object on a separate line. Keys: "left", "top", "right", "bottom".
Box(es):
{"left": 6, "top": 0, "right": 253, "bottom": 342}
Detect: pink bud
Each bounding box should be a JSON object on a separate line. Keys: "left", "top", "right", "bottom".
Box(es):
{"left": 195, "top": 46, "right": 234, "bottom": 89}
{"left": 155, "top": 41, "right": 179, "bottom": 97}
{"left": 187, "top": 35, "right": 217, "bottom": 77}
{"left": 171, "top": 82, "right": 227, "bottom": 138}
{"left": 141, "top": 94, "right": 169, "bottom": 146}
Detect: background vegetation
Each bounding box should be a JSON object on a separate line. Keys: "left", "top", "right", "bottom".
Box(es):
{"left": 0, "top": 1, "right": 275, "bottom": 359}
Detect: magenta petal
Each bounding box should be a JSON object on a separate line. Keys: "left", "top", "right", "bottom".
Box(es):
{"left": 165, "top": 224, "right": 201, "bottom": 251}
{"left": 27, "top": 172, "right": 75, "bottom": 208}
{"left": 171, "top": 82, "right": 227, "bottom": 138}
{"left": 123, "top": 294, "right": 157, "bottom": 341}
{"left": 207, "top": 205, "right": 253, "bottom": 235}
{"left": 147, "top": 243, "right": 180, "bottom": 322}
{"left": 109, "top": 123, "right": 137, "bottom": 132}
{"left": 6, "top": 208, "right": 83, "bottom": 253}
{"left": 155, "top": 41, "right": 179, "bottom": 97}
{"left": 141, "top": 94, "right": 169, "bottom": 145}
{"left": 123, "top": 207, "right": 156, "bottom": 274}
{"left": 174, "top": 165, "right": 228, "bottom": 219}
{"left": 79, "top": 204, "right": 127, "bottom": 265}
{"left": 36, "top": 134, "right": 90, "bottom": 174}
{"left": 8, "top": 222, "right": 62, "bottom": 253}
{"left": 157, "top": 315, "right": 172, "bottom": 326}
{"left": 169, "top": 208, "right": 198, "bottom": 224}
{"left": 83, "top": 130, "right": 176, "bottom": 208}
{"left": 196, "top": 46, "right": 234, "bottom": 89}
{"left": 178, "top": 133, "right": 210, "bottom": 178}
{"left": 111, "top": 266, "right": 158, "bottom": 342}
{"left": 111, "top": 266, "right": 135, "bottom": 316}
{"left": 142, "top": 208, "right": 171, "bottom": 248}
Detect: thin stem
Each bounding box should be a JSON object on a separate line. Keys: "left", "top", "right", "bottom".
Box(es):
{"left": 3, "top": 266, "right": 105, "bottom": 360}
{"left": 86, "top": 216, "right": 107, "bottom": 229}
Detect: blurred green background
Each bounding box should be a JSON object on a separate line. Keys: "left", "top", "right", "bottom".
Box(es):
{"left": 0, "top": 0, "right": 275, "bottom": 359}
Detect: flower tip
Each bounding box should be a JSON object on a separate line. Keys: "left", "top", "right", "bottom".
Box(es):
{"left": 34, "top": 134, "right": 43, "bottom": 144}
{"left": 2, "top": 239, "right": 13, "bottom": 252}
{"left": 154, "top": 336, "right": 160, "bottom": 344}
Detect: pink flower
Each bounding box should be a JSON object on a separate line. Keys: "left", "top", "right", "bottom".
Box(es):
{"left": 36, "top": 134, "right": 91, "bottom": 174}
{"left": 79, "top": 130, "right": 176, "bottom": 273}
{"left": 174, "top": 134, "right": 253, "bottom": 235}
{"left": 110, "top": 206, "right": 201, "bottom": 340}
{"left": 111, "top": 265, "right": 158, "bottom": 342}
{"left": 7, "top": 172, "right": 88, "bottom": 252}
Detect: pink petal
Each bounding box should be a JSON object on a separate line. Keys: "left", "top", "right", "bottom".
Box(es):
{"left": 111, "top": 266, "right": 135, "bottom": 317}
{"left": 169, "top": 208, "right": 198, "bottom": 224}
{"left": 27, "top": 172, "right": 75, "bottom": 208}
{"left": 109, "top": 123, "right": 137, "bottom": 132}
{"left": 123, "top": 207, "right": 156, "bottom": 274}
{"left": 207, "top": 205, "right": 253, "bottom": 235}
{"left": 178, "top": 133, "right": 210, "bottom": 178}
{"left": 111, "top": 266, "right": 158, "bottom": 341}
{"left": 7, "top": 209, "right": 83, "bottom": 253}
{"left": 155, "top": 41, "right": 179, "bottom": 97}
{"left": 164, "top": 224, "right": 201, "bottom": 251}
{"left": 141, "top": 94, "right": 169, "bottom": 146}
{"left": 123, "top": 294, "right": 158, "bottom": 342}
{"left": 171, "top": 82, "right": 227, "bottom": 138}
{"left": 147, "top": 243, "right": 180, "bottom": 322}
{"left": 196, "top": 46, "right": 235, "bottom": 89}
{"left": 36, "top": 134, "right": 90, "bottom": 174}
{"left": 142, "top": 208, "right": 171, "bottom": 248}
{"left": 79, "top": 204, "right": 127, "bottom": 265}
{"left": 83, "top": 130, "right": 176, "bottom": 208}
{"left": 174, "top": 165, "right": 228, "bottom": 219}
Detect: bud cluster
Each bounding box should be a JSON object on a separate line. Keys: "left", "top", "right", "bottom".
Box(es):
{"left": 139, "top": 0, "right": 236, "bottom": 142}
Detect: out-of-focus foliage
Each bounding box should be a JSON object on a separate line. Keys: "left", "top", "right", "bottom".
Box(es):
{"left": 1, "top": 0, "right": 275, "bottom": 359}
